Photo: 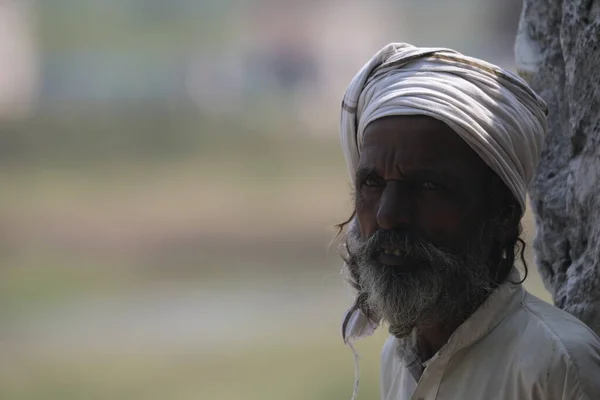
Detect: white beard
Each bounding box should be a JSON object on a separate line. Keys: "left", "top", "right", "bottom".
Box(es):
{"left": 344, "top": 219, "right": 494, "bottom": 337}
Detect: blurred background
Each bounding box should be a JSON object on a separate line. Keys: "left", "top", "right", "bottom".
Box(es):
{"left": 0, "top": 1, "right": 549, "bottom": 399}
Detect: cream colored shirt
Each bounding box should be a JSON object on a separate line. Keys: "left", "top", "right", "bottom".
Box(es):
{"left": 381, "top": 279, "right": 600, "bottom": 400}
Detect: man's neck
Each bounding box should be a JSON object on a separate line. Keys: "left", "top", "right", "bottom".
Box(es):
{"left": 412, "top": 289, "right": 494, "bottom": 362}
{"left": 415, "top": 321, "right": 463, "bottom": 362}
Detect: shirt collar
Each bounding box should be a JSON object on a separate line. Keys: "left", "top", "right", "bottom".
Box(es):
{"left": 423, "top": 268, "right": 524, "bottom": 366}
{"left": 388, "top": 268, "right": 524, "bottom": 369}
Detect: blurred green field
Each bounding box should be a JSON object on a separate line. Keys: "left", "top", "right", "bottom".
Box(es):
{"left": 0, "top": 331, "right": 388, "bottom": 400}
{"left": 0, "top": 115, "right": 550, "bottom": 400}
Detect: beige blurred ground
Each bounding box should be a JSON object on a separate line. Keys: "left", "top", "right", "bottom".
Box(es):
{"left": 0, "top": 133, "right": 549, "bottom": 400}
{"left": 0, "top": 1, "right": 546, "bottom": 399}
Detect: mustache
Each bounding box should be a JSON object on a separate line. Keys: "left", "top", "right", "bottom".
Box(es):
{"left": 348, "top": 228, "right": 462, "bottom": 268}
{"left": 359, "top": 229, "right": 438, "bottom": 254}
{"left": 369, "top": 229, "right": 430, "bottom": 248}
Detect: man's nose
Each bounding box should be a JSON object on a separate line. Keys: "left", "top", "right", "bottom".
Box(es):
{"left": 376, "top": 181, "right": 411, "bottom": 230}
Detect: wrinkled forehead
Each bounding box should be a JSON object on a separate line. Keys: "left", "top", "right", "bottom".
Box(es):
{"left": 360, "top": 115, "right": 486, "bottom": 168}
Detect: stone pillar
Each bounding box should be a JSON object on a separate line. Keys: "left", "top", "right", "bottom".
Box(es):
{"left": 515, "top": 0, "right": 600, "bottom": 334}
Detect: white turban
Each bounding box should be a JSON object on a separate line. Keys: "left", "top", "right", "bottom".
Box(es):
{"left": 340, "top": 43, "right": 548, "bottom": 215}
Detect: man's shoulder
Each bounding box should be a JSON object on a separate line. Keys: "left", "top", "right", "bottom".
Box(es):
{"left": 505, "top": 290, "right": 600, "bottom": 396}
{"left": 517, "top": 291, "right": 600, "bottom": 355}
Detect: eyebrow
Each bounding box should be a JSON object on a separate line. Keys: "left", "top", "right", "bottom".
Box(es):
{"left": 355, "top": 166, "right": 464, "bottom": 188}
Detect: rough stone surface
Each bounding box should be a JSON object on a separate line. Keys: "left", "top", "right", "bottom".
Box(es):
{"left": 516, "top": 0, "right": 600, "bottom": 335}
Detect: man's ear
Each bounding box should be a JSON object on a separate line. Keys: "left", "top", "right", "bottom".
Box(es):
{"left": 494, "top": 199, "right": 521, "bottom": 243}
{"left": 500, "top": 201, "right": 520, "bottom": 225}
{"left": 483, "top": 171, "right": 521, "bottom": 242}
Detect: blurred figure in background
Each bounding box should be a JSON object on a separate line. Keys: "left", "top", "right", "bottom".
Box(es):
{"left": 339, "top": 43, "right": 600, "bottom": 400}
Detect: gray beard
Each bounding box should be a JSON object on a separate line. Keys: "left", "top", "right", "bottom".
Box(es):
{"left": 344, "top": 219, "right": 496, "bottom": 338}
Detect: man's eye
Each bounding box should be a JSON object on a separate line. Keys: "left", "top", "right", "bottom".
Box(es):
{"left": 421, "top": 181, "right": 442, "bottom": 190}
{"left": 364, "top": 177, "right": 385, "bottom": 187}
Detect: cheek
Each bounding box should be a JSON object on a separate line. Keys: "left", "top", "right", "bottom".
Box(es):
{"left": 417, "top": 193, "right": 473, "bottom": 246}
{"left": 420, "top": 205, "right": 462, "bottom": 233}
{"left": 356, "top": 189, "right": 380, "bottom": 237}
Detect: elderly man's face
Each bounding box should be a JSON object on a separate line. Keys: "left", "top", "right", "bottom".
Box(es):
{"left": 346, "top": 115, "right": 501, "bottom": 337}
{"left": 356, "top": 115, "right": 490, "bottom": 255}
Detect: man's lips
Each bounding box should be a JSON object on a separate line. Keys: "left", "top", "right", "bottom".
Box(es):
{"left": 377, "top": 246, "right": 409, "bottom": 266}
{"left": 377, "top": 252, "right": 406, "bottom": 266}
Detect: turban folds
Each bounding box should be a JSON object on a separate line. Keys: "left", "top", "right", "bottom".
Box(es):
{"left": 340, "top": 43, "right": 548, "bottom": 215}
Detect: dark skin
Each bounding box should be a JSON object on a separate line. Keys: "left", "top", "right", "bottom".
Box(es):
{"left": 355, "top": 115, "right": 496, "bottom": 359}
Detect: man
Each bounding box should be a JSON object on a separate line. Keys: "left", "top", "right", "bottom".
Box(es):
{"left": 338, "top": 43, "right": 600, "bottom": 400}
